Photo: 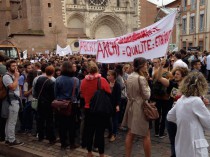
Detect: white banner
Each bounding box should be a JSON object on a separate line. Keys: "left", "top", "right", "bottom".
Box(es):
{"left": 56, "top": 45, "right": 72, "bottom": 56}
{"left": 23, "top": 50, "right": 27, "bottom": 59}
{"left": 79, "top": 11, "right": 177, "bottom": 63}
{"left": 79, "top": 40, "right": 98, "bottom": 55}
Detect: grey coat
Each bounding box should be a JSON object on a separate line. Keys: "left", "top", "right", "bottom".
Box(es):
{"left": 122, "top": 72, "right": 151, "bottom": 136}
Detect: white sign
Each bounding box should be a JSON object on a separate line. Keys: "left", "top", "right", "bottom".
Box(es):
{"left": 56, "top": 45, "right": 73, "bottom": 56}
{"left": 23, "top": 50, "right": 27, "bottom": 59}
{"left": 79, "top": 11, "right": 177, "bottom": 63}
{"left": 79, "top": 40, "right": 98, "bottom": 55}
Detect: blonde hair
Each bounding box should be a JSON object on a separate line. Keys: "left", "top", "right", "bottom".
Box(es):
{"left": 87, "top": 61, "right": 98, "bottom": 74}
{"left": 179, "top": 72, "right": 208, "bottom": 97}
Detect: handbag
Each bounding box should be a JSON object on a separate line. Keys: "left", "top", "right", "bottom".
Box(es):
{"left": 89, "top": 78, "right": 113, "bottom": 117}
{"left": 138, "top": 76, "right": 159, "bottom": 120}
{"left": 31, "top": 78, "right": 49, "bottom": 111}
{"left": 51, "top": 78, "right": 76, "bottom": 116}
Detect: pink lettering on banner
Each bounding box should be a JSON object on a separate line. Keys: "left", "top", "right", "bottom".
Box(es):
{"left": 117, "top": 27, "right": 160, "bottom": 44}
{"left": 97, "top": 42, "right": 120, "bottom": 59}
{"left": 80, "top": 40, "right": 97, "bottom": 54}
{"left": 124, "top": 30, "right": 172, "bottom": 58}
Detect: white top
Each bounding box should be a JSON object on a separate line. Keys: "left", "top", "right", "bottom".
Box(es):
{"left": 173, "top": 59, "right": 188, "bottom": 69}
{"left": 23, "top": 82, "right": 33, "bottom": 102}
{"left": 206, "top": 55, "right": 210, "bottom": 70}
{"left": 167, "top": 96, "right": 210, "bottom": 157}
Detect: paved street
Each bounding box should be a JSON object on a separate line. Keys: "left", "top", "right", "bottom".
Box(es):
{"left": 1, "top": 128, "right": 210, "bottom": 157}
{"left": 0, "top": 128, "right": 171, "bottom": 157}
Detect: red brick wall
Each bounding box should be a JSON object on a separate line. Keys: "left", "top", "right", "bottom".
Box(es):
{"left": 140, "top": 1, "right": 157, "bottom": 29}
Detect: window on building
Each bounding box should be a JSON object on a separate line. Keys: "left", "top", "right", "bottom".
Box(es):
{"left": 191, "top": 0, "right": 195, "bottom": 10}
{"left": 49, "top": 22, "right": 52, "bottom": 27}
{"left": 190, "top": 16, "right": 195, "bottom": 33}
{"left": 183, "top": 0, "right": 187, "bottom": 10}
{"left": 189, "top": 42, "right": 193, "bottom": 48}
{"left": 74, "top": 0, "right": 77, "bottom": 4}
{"left": 200, "top": 0, "right": 205, "bottom": 5}
{"left": 182, "top": 41, "right": 187, "bottom": 50}
{"left": 199, "top": 14, "right": 204, "bottom": 32}
{"left": 117, "top": 0, "right": 120, "bottom": 7}
{"left": 199, "top": 41, "right": 203, "bottom": 52}
{"left": 48, "top": 3, "right": 51, "bottom": 8}
{"left": 183, "top": 0, "right": 187, "bottom": 7}
{"left": 182, "top": 18, "right": 187, "bottom": 34}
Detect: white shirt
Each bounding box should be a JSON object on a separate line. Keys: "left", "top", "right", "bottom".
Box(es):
{"left": 24, "top": 82, "right": 33, "bottom": 102}
{"left": 173, "top": 59, "right": 188, "bottom": 69}
{"left": 167, "top": 96, "right": 210, "bottom": 157}
{"left": 206, "top": 55, "right": 210, "bottom": 70}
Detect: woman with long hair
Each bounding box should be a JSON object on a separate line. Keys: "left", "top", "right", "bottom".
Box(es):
{"left": 54, "top": 61, "right": 80, "bottom": 149}
{"left": 122, "top": 57, "right": 151, "bottom": 157}
{"left": 167, "top": 72, "right": 210, "bottom": 157}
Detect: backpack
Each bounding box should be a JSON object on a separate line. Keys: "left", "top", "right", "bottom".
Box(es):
{"left": 0, "top": 74, "right": 12, "bottom": 100}
{"left": 0, "top": 74, "right": 7, "bottom": 100}
{"left": 89, "top": 78, "right": 113, "bottom": 117}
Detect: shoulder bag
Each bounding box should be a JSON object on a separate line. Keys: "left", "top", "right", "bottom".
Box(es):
{"left": 31, "top": 78, "right": 49, "bottom": 111}
{"left": 51, "top": 78, "right": 76, "bottom": 116}
{"left": 138, "top": 76, "right": 159, "bottom": 120}
{"left": 89, "top": 78, "right": 113, "bottom": 117}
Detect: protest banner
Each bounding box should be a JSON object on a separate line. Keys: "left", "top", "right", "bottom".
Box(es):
{"left": 79, "top": 11, "right": 177, "bottom": 63}
{"left": 79, "top": 40, "right": 98, "bottom": 55}
{"left": 56, "top": 45, "right": 73, "bottom": 56}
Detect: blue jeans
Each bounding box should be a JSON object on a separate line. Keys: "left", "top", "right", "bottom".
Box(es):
{"left": 166, "top": 120, "right": 177, "bottom": 157}
{"left": 112, "top": 112, "right": 119, "bottom": 135}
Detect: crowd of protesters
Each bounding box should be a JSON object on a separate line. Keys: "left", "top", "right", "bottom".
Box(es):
{"left": 0, "top": 48, "right": 210, "bottom": 157}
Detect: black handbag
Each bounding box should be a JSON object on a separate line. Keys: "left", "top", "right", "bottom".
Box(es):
{"left": 89, "top": 78, "right": 113, "bottom": 117}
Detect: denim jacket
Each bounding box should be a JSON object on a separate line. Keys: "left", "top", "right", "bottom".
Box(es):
{"left": 54, "top": 75, "right": 79, "bottom": 103}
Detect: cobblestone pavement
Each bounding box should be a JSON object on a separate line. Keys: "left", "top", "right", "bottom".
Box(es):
{"left": 1, "top": 123, "right": 210, "bottom": 157}
{"left": 1, "top": 128, "right": 172, "bottom": 157}
{"left": 1, "top": 129, "right": 210, "bottom": 157}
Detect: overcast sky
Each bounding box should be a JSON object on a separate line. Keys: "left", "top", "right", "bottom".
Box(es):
{"left": 147, "top": 0, "right": 176, "bottom": 6}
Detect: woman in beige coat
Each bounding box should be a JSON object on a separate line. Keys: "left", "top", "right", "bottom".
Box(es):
{"left": 122, "top": 57, "right": 151, "bottom": 157}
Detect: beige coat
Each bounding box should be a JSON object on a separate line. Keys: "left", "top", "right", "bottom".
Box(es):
{"left": 122, "top": 72, "right": 151, "bottom": 136}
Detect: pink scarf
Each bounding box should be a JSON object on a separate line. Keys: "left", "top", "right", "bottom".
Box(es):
{"left": 85, "top": 73, "right": 101, "bottom": 80}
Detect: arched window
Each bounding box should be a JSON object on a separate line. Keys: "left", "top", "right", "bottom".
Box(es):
{"left": 117, "top": 0, "right": 120, "bottom": 7}
{"left": 74, "top": 0, "right": 77, "bottom": 5}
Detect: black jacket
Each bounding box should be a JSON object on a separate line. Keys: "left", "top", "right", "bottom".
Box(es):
{"left": 34, "top": 76, "right": 55, "bottom": 107}
{"left": 110, "top": 81, "right": 121, "bottom": 114}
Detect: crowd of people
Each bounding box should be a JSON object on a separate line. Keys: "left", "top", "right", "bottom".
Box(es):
{"left": 0, "top": 48, "right": 210, "bottom": 157}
